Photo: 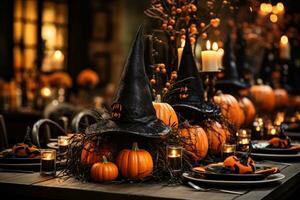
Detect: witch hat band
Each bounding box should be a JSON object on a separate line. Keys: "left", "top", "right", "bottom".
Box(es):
{"left": 86, "top": 25, "right": 170, "bottom": 138}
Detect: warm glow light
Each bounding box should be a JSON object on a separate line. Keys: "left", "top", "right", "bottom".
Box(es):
{"left": 217, "top": 48, "right": 224, "bottom": 55}
{"left": 212, "top": 42, "right": 218, "bottom": 51}
{"left": 265, "top": 3, "right": 273, "bottom": 13}
{"left": 206, "top": 40, "right": 211, "bottom": 50}
{"left": 276, "top": 2, "right": 284, "bottom": 12}
{"left": 280, "top": 35, "right": 289, "bottom": 45}
{"left": 272, "top": 6, "right": 279, "bottom": 14}
{"left": 260, "top": 3, "right": 267, "bottom": 12}
{"left": 270, "top": 14, "right": 278, "bottom": 23}
{"left": 181, "top": 39, "right": 185, "bottom": 48}
{"left": 41, "top": 87, "right": 52, "bottom": 97}
{"left": 53, "top": 50, "right": 64, "bottom": 61}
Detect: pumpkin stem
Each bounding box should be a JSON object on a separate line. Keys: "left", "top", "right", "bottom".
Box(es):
{"left": 102, "top": 155, "right": 108, "bottom": 163}
{"left": 155, "top": 95, "right": 162, "bottom": 103}
{"left": 132, "top": 142, "right": 139, "bottom": 151}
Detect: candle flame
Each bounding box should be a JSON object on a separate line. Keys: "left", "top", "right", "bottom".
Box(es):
{"left": 265, "top": 3, "right": 273, "bottom": 13}
{"left": 212, "top": 42, "right": 218, "bottom": 51}
{"left": 270, "top": 14, "right": 278, "bottom": 23}
{"left": 181, "top": 39, "right": 186, "bottom": 48}
{"left": 53, "top": 50, "right": 64, "bottom": 61}
{"left": 41, "top": 87, "right": 52, "bottom": 97}
{"left": 276, "top": 2, "right": 284, "bottom": 12}
{"left": 206, "top": 40, "right": 211, "bottom": 50}
{"left": 280, "top": 35, "right": 288, "bottom": 45}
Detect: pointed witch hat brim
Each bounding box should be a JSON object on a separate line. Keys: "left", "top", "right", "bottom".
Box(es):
{"left": 86, "top": 25, "right": 170, "bottom": 138}
{"left": 165, "top": 36, "right": 219, "bottom": 121}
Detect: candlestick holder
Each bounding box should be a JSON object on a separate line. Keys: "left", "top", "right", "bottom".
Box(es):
{"left": 166, "top": 145, "right": 183, "bottom": 172}
{"left": 201, "top": 71, "right": 220, "bottom": 102}
{"left": 40, "top": 149, "right": 56, "bottom": 176}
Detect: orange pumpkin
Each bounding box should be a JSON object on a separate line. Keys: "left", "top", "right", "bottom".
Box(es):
{"left": 268, "top": 137, "right": 291, "bottom": 148}
{"left": 179, "top": 125, "right": 208, "bottom": 161}
{"left": 289, "top": 95, "right": 300, "bottom": 107}
{"left": 81, "top": 142, "right": 116, "bottom": 166}
{"left": 116, "top": 142, "right": 153, "bottom": 180}
{"left": 205, "top": 121, "right": 230, "bottom": 155}
{"left": 239, "top": 97, "right": 256, "bottom": 126}
{"left": 274, "top": 89, "right": 289, "bottom": 108}
{"left": 90, "top": 156, "right": 119, "bottom": 182}
{"left": 153, "top": 102, "right": 178, "bottom": 128}
{"left": 213, "top": 93, "right": 245, "bottom": 128}
{"left": 81, "top": 142, "right": 101, "bottom": 166}
{"left": 249, "top": 84, "right": 275, "bottom": 112}
{"left": 223, "top": 155, "right": 255, "bottom": 174}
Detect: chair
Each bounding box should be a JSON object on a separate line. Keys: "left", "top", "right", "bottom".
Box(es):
{"left": 31, "top": 119, "right": 66, "bottom": 148}
{"left": 0, "top": 115, "right": 8, "bottom": 151}
{"left": 71, "top": 109, "right": 101, "bottom": 132}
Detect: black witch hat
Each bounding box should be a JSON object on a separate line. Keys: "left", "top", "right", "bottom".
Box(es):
{"left": 86, "top": 25, "right": 170, "bottom": 138}
{"left": 164, "top": 35, "right": 219, "bottom": 123}
{"left": 216, "top": 31, "right": 248, "bottom": 93}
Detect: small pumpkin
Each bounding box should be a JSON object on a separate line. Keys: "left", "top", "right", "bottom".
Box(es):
{"left": 81, "top": 142, "right": 116, "bottom": 166}
{"left": 81, "top": 142, "right": 101, "bottom": 166}
{"left": 179, "top": 125, "right": 208, "bottom": 161}
{"left": 223, "top": 155, "right": 255, "bottom": 174}
{"left": 116, "top": 142, "right": 153, "bottom": 180}
{"left": 90, "top": 156, "right": 119, "bottom": 182}
{"left": 239, "top": 97, "right": 256, "bottom": 126}
{"left": 153, "top": 101, "right": 178, "bottom": 128}
{"left": 274, "top": 88, "right": 289, "bottom": 108}
{"left": 213, "top": 92, "right": 245, "bottom": 128}
{"left": 205, "top": 121, "right": 230, "bottom": 155}
{"left": 249, "top": 83, "right": 275, "bottom": 112}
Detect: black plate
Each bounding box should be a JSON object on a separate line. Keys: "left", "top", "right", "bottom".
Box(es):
{"left": 193, "top": 165, "right": 275, "bottom": 181}
{"left": 252, "top": 147, "right": 298, "bottom": 155}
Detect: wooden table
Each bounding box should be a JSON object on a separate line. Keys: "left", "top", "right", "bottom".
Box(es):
{"left": 0, "top": 162, "right": 300, "bottom": 200}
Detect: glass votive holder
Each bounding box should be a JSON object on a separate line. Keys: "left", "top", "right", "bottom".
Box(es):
{"left": 57, "top": 135, "right": 70, "bottom": 154}
{"left": 237, "top": 136, "right": 251, "bottom": 152}
{"left": 267, "top": 126, "right": 279, "bottom": 139}
{"left": 40, "top": 149, "right": 56, "bottom": 176}
{"left": 236, "top": 129, "right": 251, "bottom": 138}
{"left": 166, "top": 145, "right": 183, "bottom": 172}
{"left": 221, "top": 143, "right": 236, "bottom": 160}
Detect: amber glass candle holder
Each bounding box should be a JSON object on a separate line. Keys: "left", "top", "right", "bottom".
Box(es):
{"left": 40, "top": 149, "right": 56, "bottom": 176}
{"left": 166, "top": 145, "right": 183, "bottom": 172}
{"left": 57, "top": 136, "right": 70, "bottom": 154}
{"left": 221, "top": 143, "right": 236, "bottom": 160}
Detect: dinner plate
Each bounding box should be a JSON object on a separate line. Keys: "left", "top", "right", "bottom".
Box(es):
{"left": 182, "top": 172, "right": 285, "bottom": 186}
{"left": 47, "top": 142, "right": 59, "bottom": 149}
{"left": 252, "top": 141, "right": 300, "bottom": 155}
{"left": 198, "top": 165, "right": 275, "bottom": 181}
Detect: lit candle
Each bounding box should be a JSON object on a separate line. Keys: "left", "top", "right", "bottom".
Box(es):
{"left": 57, "top": 136, "right": 70, "bottom": 154}
{"left": 279, "top": 35, "right": 290, "bottom": 60}
{"left": 201, "top": 40, "right": 219, "bottom": 72}
{"left": 177, "top": 39, "right": 185, "bottom": 68}
{"left": 40, "top": 149, "right": 56, "bottom": 176}
{"left": 222, "top": 143, "right": 236, "bottom": 160}
{"left": 53, "top": 50, "right": 64, "bottom": 70}
{"left": 167, "top": 145, "right": 182, "bottom": 172}
{"left": 237, "top": 129, "right": 251, "bottom": 138}
{"left": 40, "top": 87, "right": 52, "bottom": 98}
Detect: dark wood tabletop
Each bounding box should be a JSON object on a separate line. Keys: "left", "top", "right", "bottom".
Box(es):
{"left": 0, "top": 161, "right": 300, "bottom": 200}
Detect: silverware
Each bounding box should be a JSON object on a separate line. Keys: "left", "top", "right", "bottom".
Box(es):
{"left": 187, "top": 181, "right": 244, "bottom": 195}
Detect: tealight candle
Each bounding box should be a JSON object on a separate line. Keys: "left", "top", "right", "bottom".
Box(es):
{"left": 40, "top": 149, "right": 56, "bottom": 176}
{"left": 201, "top": 40, "right": 219, "bottom": 72}
{"left": 166, "top": 145, "right": 182, "bottom": 172}
{"left": 222, "top": 143, "right": 236, "bottom": 160}
{"left": 237, "top": 137, "right": 250, "bottom": 152}
{"left": 267, "top": 126, "right": 279, "bottom": 139}
{"left": 236, "top": 129, "right": 251, "bottom": 138}
{"left": 57, "top": 136, "right": 70, "bottom": 154}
